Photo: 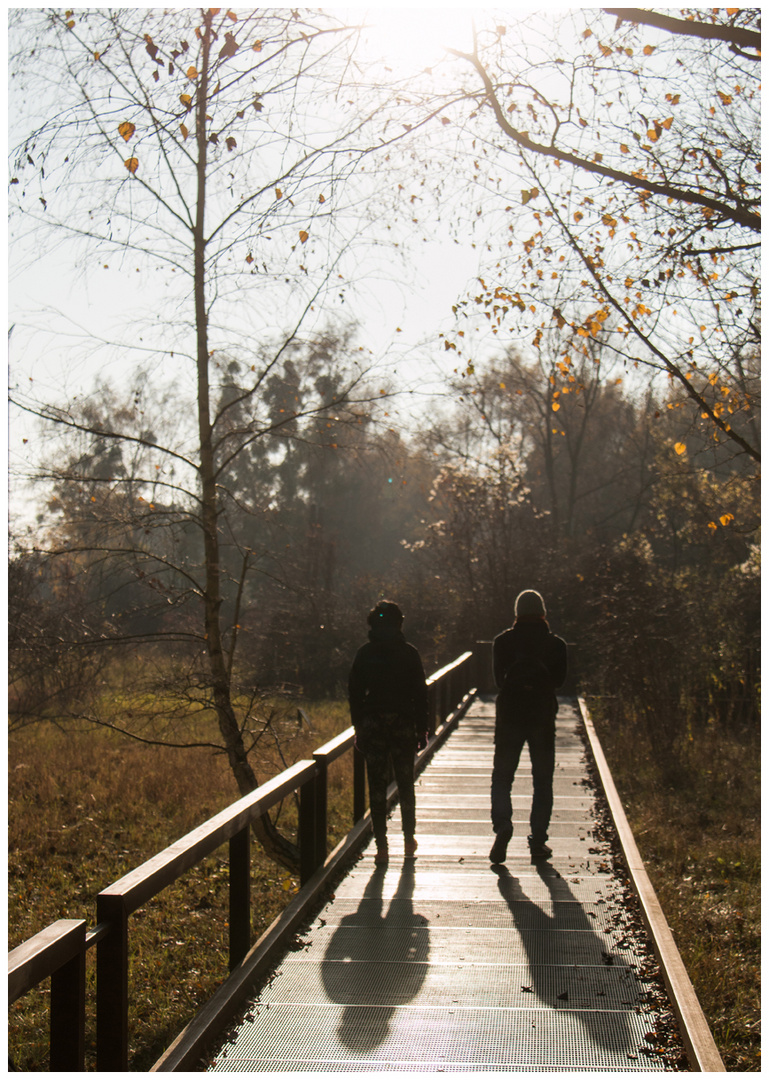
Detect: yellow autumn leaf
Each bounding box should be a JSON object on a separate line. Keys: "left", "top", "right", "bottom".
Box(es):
{"left": 552, "top": 401, "right": 560, "bottom": 412}
{"left": 180, "top": 93, "right": 192, "bottom": 107}
{"left": 720, "top": 513, "right": 735, "bottom": 526}
{"left": 180, "top": 123, "right": 188, "bottom": 140}
{"left": 118, "top": 122, "right": 135, "bottom": 142}
{"left": 124, "top": 157, "right": 139, "bottom": 174}
{"left": 620, "top": 144, "right": 629, "bottom": 154}
{"left": 602, "top": 214, "right": 617, "bottom": 227}
{"left": 186, "top": 66, "right": 198, "bottom": 81}
{"left": 299, "top": 230, "right": 309, "bottom": 243}
{"left": 643, "top": 44, "right": 655, "bottom": 55}
{"left": 674, "top": 442, "right": 686, "bottom": 455}
{"left": 717, "top": 90, "right": 733, "bottom": 105}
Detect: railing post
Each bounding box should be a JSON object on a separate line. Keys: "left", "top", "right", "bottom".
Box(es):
{"left": 312, "top": 750, "right": 329, "bottom": 869}
{"left": 299, "top": 771, "right": 318, "bottom": 886}
{"left": 50, "top": 925, "right": 86, "bottom": 1071}
{"left": 353, "top": 745, "right": 366, "bottom": 822}
{"left": 229, "top": 826, "right": 251, "bottom": 970}
{"left": 427, "top": 683, "right": 437, "bottom": 735}
{"left": 96, "top": 893, "right": 129, "bottom": 1071}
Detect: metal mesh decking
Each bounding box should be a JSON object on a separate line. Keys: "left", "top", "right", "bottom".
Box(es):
{"left": 207, "top": 700, "right": 682, "bottom": 1072}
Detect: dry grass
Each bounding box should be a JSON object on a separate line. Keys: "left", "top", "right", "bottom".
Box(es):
{"left": 8, "top": 699, "right": 353, "bottom": 1071}
{"left": 10, "top": 693, "right": 759, "bottom": 1071}
{"left": 590, "top": 705, "right": 760, "bottom": 1071}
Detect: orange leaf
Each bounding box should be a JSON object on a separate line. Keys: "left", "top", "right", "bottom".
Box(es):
{"left": 299, "top": 230, "right": 309, "bottom": 243}
{"left": 186, "top": 66, "right": 198, "bottom": 81}
{"left": 118, "top": 121, "right": 135, "bottom": 142}
{"left": 643, "top": 44, "right": 655, "bottom": 55}
{"left": 180, "top": 123, "right": 188, "bottom": 140}
{"left": 124, "top": 157, "right": 139, "bottom": 174}
{"left": 180, "top": 93, "right": 192, "bottom": 108}
{"left": 674, "top": 442, "right": 686, "bottom": 455}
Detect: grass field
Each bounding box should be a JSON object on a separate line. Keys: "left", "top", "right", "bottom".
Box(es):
{"left": 8, "top": 700, "right": 353, "bottom": 1071}
{"left": 9, "top": 695, "right": 760, "bottom": 1070}
{"left": 589, "top": 702, "right": 761, "bottom": 1071}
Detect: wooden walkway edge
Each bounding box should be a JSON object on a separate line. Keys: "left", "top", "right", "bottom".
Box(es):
{"left": 161, "top": 697, "right": 722, "bottom": 1073}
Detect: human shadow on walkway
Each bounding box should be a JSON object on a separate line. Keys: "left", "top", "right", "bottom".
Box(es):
{"left": 321, "top": 860, "right": 429, "bottom": 1050}
{"left": 493, "top": 862, "right": 641, "bottom": 1054}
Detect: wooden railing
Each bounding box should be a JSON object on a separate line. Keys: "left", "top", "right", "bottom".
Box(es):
{"left": 8, "top": 650, "right": 476, "bottom": 1072}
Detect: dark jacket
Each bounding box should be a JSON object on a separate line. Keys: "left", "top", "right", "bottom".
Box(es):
{"left": 348, "top": 624, "right": 428, "bottom": 736}
{"left": 493, "top": 616, "right": 568, "bottom": 718}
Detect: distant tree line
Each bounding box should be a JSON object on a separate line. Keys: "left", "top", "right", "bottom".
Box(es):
{"left": 10, "top": 329, "right": 759, "bottom": 758}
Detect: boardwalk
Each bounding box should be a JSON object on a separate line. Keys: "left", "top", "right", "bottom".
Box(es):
{"left": 206, "top": 699, "right": 681, "bottom": 1071}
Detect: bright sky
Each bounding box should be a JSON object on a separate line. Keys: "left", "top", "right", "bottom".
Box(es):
{"left": 8, "top": 8, "right": 491, "bottom": 402}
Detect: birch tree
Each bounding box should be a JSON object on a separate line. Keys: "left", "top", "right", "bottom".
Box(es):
{"left": 9, "top": 7, "right": 410, "bottom": 866}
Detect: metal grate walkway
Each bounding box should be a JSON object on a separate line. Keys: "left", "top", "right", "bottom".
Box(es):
{"left": 206, "top": 699, "right": 680, "bottom": 1071}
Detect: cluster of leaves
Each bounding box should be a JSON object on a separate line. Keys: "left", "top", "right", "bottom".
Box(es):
{"left": 434, "top": 8, "right": 760, "bottom": 463}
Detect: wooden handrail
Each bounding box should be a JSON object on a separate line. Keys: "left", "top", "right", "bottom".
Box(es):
{"left": 8, "top": 919, "right": 86, "bottom": 1070}
{"left": 8, "top": 650, "right": 476, "bottom": 1072}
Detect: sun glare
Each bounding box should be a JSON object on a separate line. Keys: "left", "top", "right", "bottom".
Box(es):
{"left": 352, "top": 8, "right": 477, "bottom": 77}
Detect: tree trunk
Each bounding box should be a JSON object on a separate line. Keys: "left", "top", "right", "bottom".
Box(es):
{"left": 193, "top": 13, "right": 298, "bottom": 871}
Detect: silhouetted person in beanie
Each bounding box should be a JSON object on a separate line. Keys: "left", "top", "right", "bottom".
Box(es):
{"left": 489, "top": 589, "right": 568, "bottom": 862}
{"left": 348, "top": 600, "right": 428, "bottom": 867}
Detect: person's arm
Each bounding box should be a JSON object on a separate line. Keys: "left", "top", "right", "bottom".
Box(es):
{"left": 550, "top": 636, "right": 568, "bottom": 689}
{"left": 348, "top": 648, "right": 367, "bottom": 728}
{"left": 492, "top": 633, "right": 508, "bottom": 689}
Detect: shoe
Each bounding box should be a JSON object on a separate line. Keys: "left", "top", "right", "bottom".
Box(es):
{"left": 529, "top": 841, "right": 552, "bottom": 859}
{"left": 404, "top": 837, "right": 418, "bottom": 858}
{"left": 489, "top": 827, "right": 513, "bottom": 863}
{"left": 374, "top": 846, "right": 389, "bottom": 867}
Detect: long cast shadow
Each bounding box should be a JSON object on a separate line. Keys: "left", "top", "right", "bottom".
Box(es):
{"left": 493, "top": 861, "right": 641, "bottom": 1054}
{"left": 321, "top": 860, "right": 430, "bottom": 1050}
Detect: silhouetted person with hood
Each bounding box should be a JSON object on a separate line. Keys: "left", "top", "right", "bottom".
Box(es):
{"left": 348, "top": 600, "right": 428, "bottom": 867}
{"left": 489, "top": 589, "right": 568, "bottom": 863}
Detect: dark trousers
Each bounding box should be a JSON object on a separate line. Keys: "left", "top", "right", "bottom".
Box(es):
{"left": 364, "top": 719, "right": 416, "bottom": 846}
{"left": 491, "top": 709, "right": 555, "bottom": 844}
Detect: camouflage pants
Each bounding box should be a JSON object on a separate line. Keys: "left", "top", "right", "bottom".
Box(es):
{"left": 358, "top": 712, "right": 416, "bottom": 846}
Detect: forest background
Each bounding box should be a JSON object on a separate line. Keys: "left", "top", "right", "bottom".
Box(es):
{"left": 8, "top": 6, "right": 759, "bottom": 1070}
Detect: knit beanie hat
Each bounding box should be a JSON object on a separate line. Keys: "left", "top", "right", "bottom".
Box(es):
{"left": 367, "top": 599, "right": 404, "bottom": 628}
{"left": 515, "top": 589, "right": 547, "bottom": 618}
